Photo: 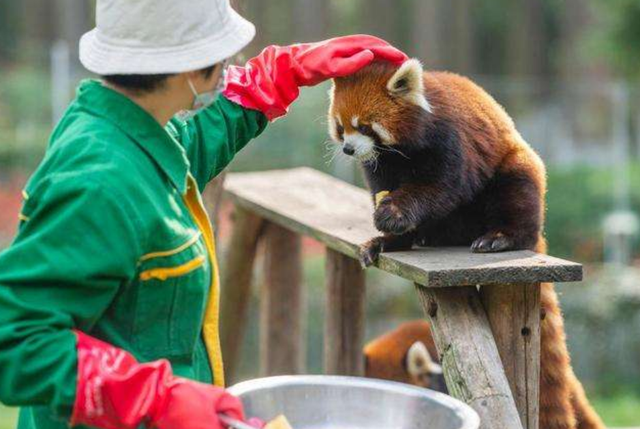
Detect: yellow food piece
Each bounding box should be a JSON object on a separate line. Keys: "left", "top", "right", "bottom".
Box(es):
{"left": 264, "top": 415, "right": 294, "bottom": 429}
{"left": 375, "top": 190, "right": 390, "bottom": 208}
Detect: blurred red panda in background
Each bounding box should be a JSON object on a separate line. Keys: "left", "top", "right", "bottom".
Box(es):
{"left": 364, "top": 320, "right": 446, "bottom": 393}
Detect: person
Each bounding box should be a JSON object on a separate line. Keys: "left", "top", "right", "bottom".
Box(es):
{"left": 0, "top": 1, "right": 408, "bottom": 429}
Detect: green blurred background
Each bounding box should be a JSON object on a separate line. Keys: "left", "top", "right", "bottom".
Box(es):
{"left": 2, "top": 0, "right": 640, "bottom": 427}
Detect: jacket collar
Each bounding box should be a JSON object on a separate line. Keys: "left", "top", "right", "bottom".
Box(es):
{"left": 75, "top": 79, "right": 190, "bottom": 194}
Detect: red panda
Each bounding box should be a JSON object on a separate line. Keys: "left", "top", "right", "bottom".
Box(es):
{"left": 328, "top": 60, "right": 605, "bottom": 429}
{"left": 364, "top": 320, "right": 446, "bottom": 393}
{"left": 365, "top": 321, "right": 605, "bottom": 429}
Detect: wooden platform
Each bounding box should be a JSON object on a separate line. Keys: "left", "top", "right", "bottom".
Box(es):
{"left": 222, "top": 167, "right": 584, "bottom": 429}
{"left": 225, "top": 167, "right": 581, "bottom": 287}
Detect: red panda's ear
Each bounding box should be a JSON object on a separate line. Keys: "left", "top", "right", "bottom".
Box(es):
{"left": 406, "top": 341, "right": 442, "bottom": 377}
{"left": 386, "top": 59, "right": 431, "bottom": 113}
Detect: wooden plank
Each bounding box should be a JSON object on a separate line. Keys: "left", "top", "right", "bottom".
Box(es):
{"left": 220, "top": 207, "right": 264, "bottom": 381}
{"left": 416, "top": 284, "right": 524, "bottom": 429}
{"left": 225, "top": 168, "right": 583, "bottom": 287}
{"left": 324, "top": 248, "right": 366, "bottom": 376}
{"left": 259, "top": 222, "right": 305, "bottom": 376}
{"left": 481, "top": 283, "right": 541, "bottom": 429}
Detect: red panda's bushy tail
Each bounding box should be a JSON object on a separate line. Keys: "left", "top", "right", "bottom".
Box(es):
{"left": 569, "top": 368, "right": 606, "bottom": 429}
{"left": 539, "top": 282, "right": 578, "bottom": 429}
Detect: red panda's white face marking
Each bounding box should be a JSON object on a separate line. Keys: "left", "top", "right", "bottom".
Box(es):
{"left": 371, "top": 122, "right": 394, "bottom": 144}
{"left": 329, "top": 114, "right": 397, "bottom": 162}
{"left": 343, "top": 129, "right": 376, "bottom": 161}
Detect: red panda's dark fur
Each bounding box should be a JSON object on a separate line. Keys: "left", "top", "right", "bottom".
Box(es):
{"left": 330, "top": 62, "right": 604, "bottom": 429}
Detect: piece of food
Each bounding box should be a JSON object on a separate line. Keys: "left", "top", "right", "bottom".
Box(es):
{"left": 264, "top": 415, "right": 294, "bottom": 429}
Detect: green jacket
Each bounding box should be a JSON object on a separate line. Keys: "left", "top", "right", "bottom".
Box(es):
{"left": 0, "top": 80, "right": 267, "bottom": 429}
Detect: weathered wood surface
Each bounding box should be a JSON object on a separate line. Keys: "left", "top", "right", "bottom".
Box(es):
{"left": 220, "top": 207, "right": 264, "bottom": 380}
{"left": 416, "top": 284, "right": 524, "bottom": 429}
{"left": 259, "top": 222, "right": 305, "bottom": 376}
{"left": 481, "top": 283, "right": 541, "bottom": 429}
{"left": 324, "top": 248, "right": 366, "bottom": 376}
{"left": 225, "top": 168, "right": 583, "bottom": 287}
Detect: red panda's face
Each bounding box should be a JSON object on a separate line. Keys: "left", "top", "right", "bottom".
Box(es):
{"left": 328, "top": 59, "right": 431, "bottom": 163}
{"left": 363, "top": 321, "right": 446, "bottom": 393}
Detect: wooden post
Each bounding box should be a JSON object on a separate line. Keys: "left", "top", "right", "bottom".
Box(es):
{"left": 481, "top": 283, "right": 541, "bottom": 429}
{"left": 416, "top": 284, "right": 524, "bottom": 429}
{"left": 259, "top": 222, "right": 304, "bottom": 375}
{"left": 324, "top": 249, "right": 366, "bottom": 376}
{"left": 219, "top": 207, "right": 264, "bottom": 380}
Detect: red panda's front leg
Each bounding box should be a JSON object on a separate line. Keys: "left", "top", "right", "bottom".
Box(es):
{"left": 374, "top": 183, "right": 461, "bottom": 236}
{"left": 359, "top": 232, "right": 415, "bottom": 267}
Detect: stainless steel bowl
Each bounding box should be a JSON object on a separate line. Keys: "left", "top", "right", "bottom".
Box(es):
{"left": 228, "top": 375, "right": 479, "bottom": 429}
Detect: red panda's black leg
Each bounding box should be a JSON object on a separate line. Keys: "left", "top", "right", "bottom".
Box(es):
{"left": 359, "top": 233, "right": 415, "bottom": 268}
{"left": 472, "top": 170, "right": 542, "bottom": 253}
{"left": 374, "top": 184, "right": 460, "bottom": 236}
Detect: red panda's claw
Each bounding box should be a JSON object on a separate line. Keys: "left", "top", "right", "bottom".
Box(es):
{"left": 359, "top": 238, "right": 382, "bottom": 268}
{"left": 471, "top": 231, "right": 512, "bottom": 253}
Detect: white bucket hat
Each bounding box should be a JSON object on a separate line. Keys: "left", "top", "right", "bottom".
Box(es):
{"left": 79, "top": 0, "right": 255, "bottom": 75}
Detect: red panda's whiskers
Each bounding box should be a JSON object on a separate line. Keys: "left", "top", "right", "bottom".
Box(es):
{"left": 376, "top": 145, "right": 411, "bottom": 160}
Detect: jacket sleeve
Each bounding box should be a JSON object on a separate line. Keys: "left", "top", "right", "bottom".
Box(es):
{"left": 166, "top": 95, "right": 268, "bottom": 191}
{"left": 0, "top": 176, "right": 142, "bottom": 418}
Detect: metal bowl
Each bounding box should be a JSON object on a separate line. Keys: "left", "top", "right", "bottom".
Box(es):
{"left": 228, "top": 375, "right": 479, "bottom": 429}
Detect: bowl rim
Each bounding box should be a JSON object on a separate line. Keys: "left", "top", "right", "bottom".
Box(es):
{"left": 228, "top": 375, "right": 480, "bottom": 429}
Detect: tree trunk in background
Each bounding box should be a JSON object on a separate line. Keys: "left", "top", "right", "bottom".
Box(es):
{"left": 450, "top": 0, "right": 475, "bottom": 75}
{"left": 364, "top": 0, "right": 402, "bottom": 45}
{"left": 54, "top": 0, "right": 92, "bottom": 60}
{"left": 411, "top": 0, "right": 444, "bottom": 69}
{"left": 507, "top": 0, "right": 548, "bottom": 106}
{"left": 21, "top": 0, "right": 56, "bottom": 47}
{"left": 292, "top": 0, "right": 329, "bottom": 42}
{"left": 559, "top": 0, "right": 595, "bottom": 79}
{"left": 507, "top": 0, "right": 546, "bottom": 78}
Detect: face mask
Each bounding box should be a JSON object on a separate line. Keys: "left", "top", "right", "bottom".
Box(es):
{"left": 175, "top": 67, "right": 227, "bottom": 121}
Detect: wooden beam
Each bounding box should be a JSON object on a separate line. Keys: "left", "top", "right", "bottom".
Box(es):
{"left": 481, "top": 283, "right": 541, "bottom": 429}
{"left": 219, "top": 207, "right": 264, "bottom": 381}
{"left": 416, "top": 284, "right": 524, "bottom": 429}
{"left": 259, "top": 222, "right": 304, "bottom": 376}
{"left": 225, "top": 168, "right": 582, "bottom": 287}
{"left": 324, "top": 248, "right": 366, "bottom": 376}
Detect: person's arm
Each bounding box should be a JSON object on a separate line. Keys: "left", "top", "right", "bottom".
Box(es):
{"left": 168, "top": 35, "right": 408, "bottom": 190}
{"left": 0, "top": 175, "right": 243, "bottom": 429}
{"left": 0, "top": 176, "right": 142, "bottom": 416}
{"left": 166, "top": 96, "right": 268, "bottom": 191}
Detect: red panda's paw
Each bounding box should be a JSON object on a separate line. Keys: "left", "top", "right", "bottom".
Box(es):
{"left": 471, "top": 231, "right": 514, "bottom": 253}
{"left": 374, "top": 198, "right": 417, "bottom": 235}
{"left": 359, "top": 237, "right": 383, "bottom": 268}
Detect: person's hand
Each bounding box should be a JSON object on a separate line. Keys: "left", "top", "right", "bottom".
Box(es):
{"left": 70, "top": 330, "right": 244, "bottom": 429}
{"left": 285, "top": 35, "right": 408, "bottom": 86}
{"left": 150, "top": 378, "right": 244, "bottom": 429}
{"left": 223, "top": 35, "right": 408, "bottom": 120}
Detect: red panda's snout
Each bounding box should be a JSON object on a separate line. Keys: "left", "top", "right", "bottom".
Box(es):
{"left": 327, "top": 59, "right": 432, "bottom": 163}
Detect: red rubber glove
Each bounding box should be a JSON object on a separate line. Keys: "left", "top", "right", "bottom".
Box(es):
{"left": 70, "top": 331, "right": 243, "bottom": 429}
{"left": 222, "top": 35, "right": 408, "bottom": 120}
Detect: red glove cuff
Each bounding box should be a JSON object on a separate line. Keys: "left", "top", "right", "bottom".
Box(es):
{"left": 70, "top": 330, "right": 172, "bottom": 429}
{"left": 70, "top": 330, "right": 245, "bottom": 429}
